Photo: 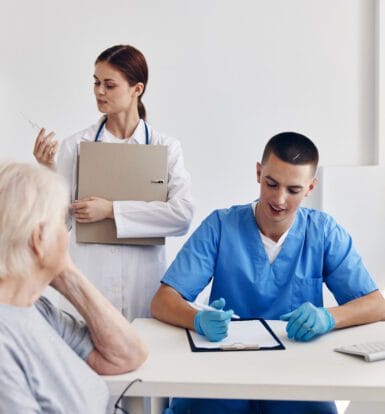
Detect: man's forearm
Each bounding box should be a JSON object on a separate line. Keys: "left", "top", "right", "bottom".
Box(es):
{"left": 151, "top": 284, "right": 197, "bottom": 329}
{"left": 329, "top": 290, "right": 385, "bottom": 329}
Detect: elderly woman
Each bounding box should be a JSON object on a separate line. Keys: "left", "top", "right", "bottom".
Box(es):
{"left": 0, "top": 162, "right": 148, "bottom": 413}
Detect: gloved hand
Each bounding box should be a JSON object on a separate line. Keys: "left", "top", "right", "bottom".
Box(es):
{"left": 194, "top": 298, "right": 234, "bottom": 342}
{"left": 280, "top": 302, "right": 335, "bottom": 342}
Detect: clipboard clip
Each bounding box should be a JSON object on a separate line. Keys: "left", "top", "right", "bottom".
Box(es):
{"left": 220, "top": 343, "right": 260, "bottom": 350}
{"left": 151, "top": 179, "right": 165, "bottom": 184}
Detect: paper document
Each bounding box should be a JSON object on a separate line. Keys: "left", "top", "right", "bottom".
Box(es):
{"left": 188, "top": 319, "right": 284, "bottom": 351}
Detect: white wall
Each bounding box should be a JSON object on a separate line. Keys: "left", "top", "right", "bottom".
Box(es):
{"left": 1, "top": 1, "right": 383, "bottom": 413}
{"left": 0, "top": 0, "right": 378, "bottom": 268}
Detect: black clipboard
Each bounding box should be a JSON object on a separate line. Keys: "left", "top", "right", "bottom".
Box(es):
{"left": 186, "top": 318, "right": 285, "bottom": 352}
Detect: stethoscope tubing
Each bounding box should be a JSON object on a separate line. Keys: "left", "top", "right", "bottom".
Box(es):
{"left": 94, "top": 118, "right": 149, "bottom": 145}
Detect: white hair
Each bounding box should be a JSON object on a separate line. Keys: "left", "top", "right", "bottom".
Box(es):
{"left": 0, "top": 162, "right": 69, "bottom": 279}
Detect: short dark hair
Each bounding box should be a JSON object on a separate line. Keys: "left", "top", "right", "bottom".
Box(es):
{"left": 262, "top": 132, "right": 319, "bottom": 172}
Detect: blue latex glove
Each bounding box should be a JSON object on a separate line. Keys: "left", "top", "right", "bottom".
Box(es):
{"left": 280, "top": 302, "right": 335, "bottom": 342}
{"left": 193, "top": 298, "right": 234, "bottom": 342}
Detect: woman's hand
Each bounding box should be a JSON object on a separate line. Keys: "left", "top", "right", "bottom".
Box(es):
{"left": 71, "top": 197, "right": 114, "bottom": 223}
{"left": 50, "top": 252, "right": 78, "bottom": 292}
{"left": 33, "top": 128, "right": 58, "bottom": 169}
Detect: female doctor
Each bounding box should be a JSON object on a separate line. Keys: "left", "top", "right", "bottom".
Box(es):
{"left": 33, "top": 44, "right": 194, "bottom": 320}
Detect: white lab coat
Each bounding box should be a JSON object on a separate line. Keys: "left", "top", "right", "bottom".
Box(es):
{"left": 57, "top": 119, "right": 194, "bottom": 320}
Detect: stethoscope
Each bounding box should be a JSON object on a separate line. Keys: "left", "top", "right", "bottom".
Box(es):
{"left": 94, "top": 117, "right": 149, "bottom": 144}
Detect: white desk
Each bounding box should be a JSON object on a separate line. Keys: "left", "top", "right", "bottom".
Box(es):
{"left": 104, "top": 319, "right": 385, "bottom": 414}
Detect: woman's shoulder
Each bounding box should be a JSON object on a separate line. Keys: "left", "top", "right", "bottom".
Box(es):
{"left": 149, "top": 125, "right": 181, "bottom": 147}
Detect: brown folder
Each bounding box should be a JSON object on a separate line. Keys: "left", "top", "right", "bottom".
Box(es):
{"left": 76, "top": 142, "right": 167, "bottom": 245}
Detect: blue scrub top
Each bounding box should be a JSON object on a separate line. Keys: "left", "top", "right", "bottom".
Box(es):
{"left": 162, "top": 204, "right": 377, "bottom": 319}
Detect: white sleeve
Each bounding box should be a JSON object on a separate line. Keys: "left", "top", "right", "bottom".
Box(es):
{"left": 56, "top": 137, "right": 78, "bottom": 230}
{"left": 113, "top": 139, "right": 194, "bottom": 238}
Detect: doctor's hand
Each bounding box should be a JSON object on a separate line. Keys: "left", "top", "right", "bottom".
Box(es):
{"left": 33, "top": 128, "right": 58, "bottom": 169}
{"left": 71, "top": 197, "right": 114, "bottom": 223}
{"left": 193, "top": 298, "right": 234, "bottom": 342}
{"left": 280, "top": 302, "right": 335, "bottom": 342}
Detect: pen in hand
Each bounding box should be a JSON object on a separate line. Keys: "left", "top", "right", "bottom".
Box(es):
{"left": 188, "top": 301, "right": 240, "bottom": 319}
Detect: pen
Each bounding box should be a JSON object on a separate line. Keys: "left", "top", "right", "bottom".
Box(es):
{"left": 188, "top": 301, "right": 240, "bottom": 319}
{"left": 220, "top": 343, "right": 260, "bottom": 350}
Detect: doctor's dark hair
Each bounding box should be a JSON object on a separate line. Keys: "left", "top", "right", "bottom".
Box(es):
{"left": 96, "top": 45, "right": 148, "bottom": 120}
{"left": 262, "top": 132, "right": 319, "bottom": 173}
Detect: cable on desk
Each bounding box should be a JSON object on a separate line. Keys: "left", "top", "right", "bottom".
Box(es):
{"left": 113, "top": 378, "right": 143, "bottom": 414}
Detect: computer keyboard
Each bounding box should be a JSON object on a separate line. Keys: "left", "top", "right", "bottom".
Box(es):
{"left": 335, "top": 341, "right": 385, "bottom": 362}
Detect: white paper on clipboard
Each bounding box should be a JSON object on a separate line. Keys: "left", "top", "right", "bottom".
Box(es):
{"left": 189, "top": 319, "right": 281, "bottom": 350}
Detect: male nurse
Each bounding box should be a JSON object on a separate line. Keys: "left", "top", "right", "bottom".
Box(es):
{"left": 151, "top": 132, "right": 385, "bottom": 414}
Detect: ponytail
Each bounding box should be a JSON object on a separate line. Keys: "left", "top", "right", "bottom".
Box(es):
{"left": 138, "top": 98, "right": 146, "bottom": 121}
